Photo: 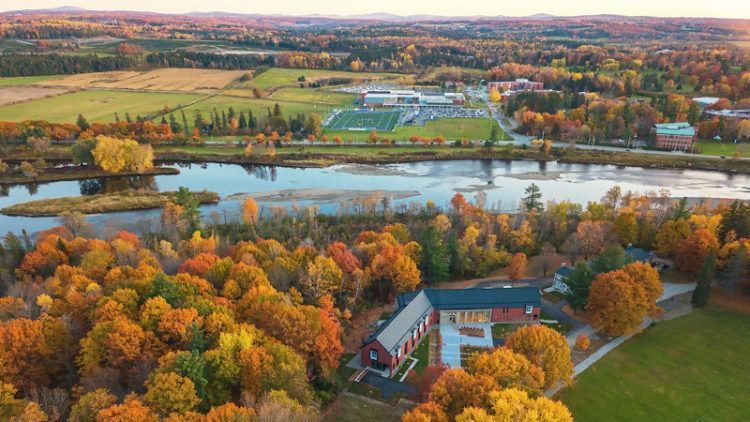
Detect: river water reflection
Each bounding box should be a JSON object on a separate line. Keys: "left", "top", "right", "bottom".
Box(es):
{"left": 1, "top": 159, "right": 749, "bottom": 234}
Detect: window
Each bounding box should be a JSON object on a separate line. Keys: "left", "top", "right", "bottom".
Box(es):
{"left": 369, "top": 349, "right": 378, "bottom": 361}
{"left": 397, "top": 347, "right": 401, "bottom": 358}
{"left": 413, "top": 329, "right": 418, "bottom": 340}
{"left": 525, "top": 305, "right": 533, "bottom": 314}
{"left": 502, "top": 307, "right": 509, "bottom": 313}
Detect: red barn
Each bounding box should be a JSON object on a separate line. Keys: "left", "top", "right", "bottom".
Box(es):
{"left": 360, "top": 287, "right": 541, "bottom": 375}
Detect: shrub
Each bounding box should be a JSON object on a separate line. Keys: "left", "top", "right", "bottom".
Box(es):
{"left": 575, "top": 333, "right": 590, "bottom": 350}
{"left": 19, "top": 161, "right": 37, "bottom": 178}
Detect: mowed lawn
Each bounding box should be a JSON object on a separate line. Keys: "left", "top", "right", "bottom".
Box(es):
{"left": 325, "top": 118, "right": 502, "bottom": 141}
{"left": 0, "top": 89, "right": 202, "bottom": 123}
{"left": 696, "top": 140, "right": 750, "bottom": 157}
{"left": 268, "top": 88, "right": 357, "bottom": 106}
{"left": 559, "top": 307, "right": 750, "bottom": 421}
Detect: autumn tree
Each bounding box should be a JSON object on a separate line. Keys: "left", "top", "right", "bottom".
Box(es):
{"left": 465, "top": 347, "right": 545, "bottom": 393}
{"left": 456, "top": 388, "right": 573, "bottom": 422}
{"left": 241, "top": 197, "right": 259, "bottom": 226}
{"left": 586, "top": 262, "right": 663, "bottom": 336}
{"left": 505, "top": 325, "right": 572, "bottom": 389}
{"left": 675, "top": 228, "right": 719, "bottom": 276}
{"left": 507, "top": 252, "right": 527, "bottom": 280}
{"left": 144, "top": 372, "right": 200, "bottom": 416}
{"left": 91, "top": 136, "right": 153, "bottom": 173}
{"left": 614, "top": 212, "right": 639, "bottom": 246}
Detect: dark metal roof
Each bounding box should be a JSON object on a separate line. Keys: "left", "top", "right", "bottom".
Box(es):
{"left": 625, "top": 245, "right": 652, "bottom": 262}
{"left": 554, "top": 265, "right": 574, "bottom": 278}
{"left": 420, "top": 287, "right": 541, "bottom": 310}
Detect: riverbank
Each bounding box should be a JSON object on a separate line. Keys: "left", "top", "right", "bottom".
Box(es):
{"left": 5, "top": 144, "right": 750, "bottom": 178}
{"left": 1, "top": 190, "right": 219, "bottom": 216}
{"left": 555, "top": 149, "right": 750, "bottom": 174}
{"left": 0, "top": 164, "right": 179, "bottom": 185}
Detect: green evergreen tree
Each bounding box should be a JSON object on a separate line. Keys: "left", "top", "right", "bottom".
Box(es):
{"left": 522, "top": 183, "right": 544, "bottom": 212}
{"left": 565, "top": 263, "right": 594, "bottom": 311}
{"left": 181, "top": 110, "right": 190, "bottom": 136}
{"left": 419, "top": 226, "right": 449, "bottom": 284}
{"left": 692, "top": 254, "right": 715, "bottom": 308}
{"left": 76, "top": 114, "right": 90, "bottom": 131}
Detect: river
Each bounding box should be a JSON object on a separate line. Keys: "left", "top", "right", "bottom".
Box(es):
{"left": 2, "top": 159, "right": 749, "bottom": 235}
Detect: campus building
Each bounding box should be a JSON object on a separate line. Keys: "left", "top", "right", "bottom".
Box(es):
{"left": 360, "top": 89, "right": 465, "bottom": 108}
{"left": 653, "top": 122, "right": 696, "bottom": 151}
{"left": 360, "top": 287, "right": 541, "bottom": 375}
{"left": 487, "top": 78, "right": 544, "bottom": 93}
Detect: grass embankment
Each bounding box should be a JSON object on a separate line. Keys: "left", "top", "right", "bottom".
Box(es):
{"left": 1, "top": 190, "right": 219, "bottom": 216}
{"left": 696, "top": 140, "right": 750, "bottom": 158}
{"left": 154, "top": 145, "right": 552, "bottom": 168}
{"left": 559, "top": 307, "right": 750, "bottom": 421}
{"left": 0, "top": 165, "right": 179, "bottom": 185}
{"left": 556, "top": 148, "right": 750, "bottom": 173}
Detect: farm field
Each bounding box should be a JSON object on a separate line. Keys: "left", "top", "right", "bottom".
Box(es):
{"left": 38, "top": 68, "right": 245, "bottom": 93}
{"left": 0, "top": 86, "right": 70, "bottom": 107}
{"left": 559, "top": 307, "right": 750, "bottom": 421}
{"left": 0, "top": 90, "right": 202, "bottom": 123}
{"left": 243, "top": 68, "right": 404, "bottom": 90}
{"left": 0, "top": 75, "right": 64, "bottom": 86}
{"left": 327, "top": 109, "right": 403, "bottom": 132}
{"left": 325, "top": 117, "right": 500, "bottom": 141}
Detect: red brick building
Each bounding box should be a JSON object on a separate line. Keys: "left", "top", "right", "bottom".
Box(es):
{"left": 654, "top": 122, "right": 696, "bottom": 151}
{"left": 360, "top": 287, "right": 541, "bottom": 375}
{"left": 487, "top": 78, "right": 544, "bottom": 92}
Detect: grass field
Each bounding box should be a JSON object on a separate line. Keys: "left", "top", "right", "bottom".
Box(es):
{"left": 0, "top": 75, "right": 64, "bottom": 86}
{"left": 327, "top": 109, "right": 403, "bottom": 132}
{"left": 243, "top": 68, "right": 403, "bottom": 90}
{"left": 696, "top": 140, "right": 750, "bottom": 157}
{"left": 267, "top": 88, "right": 357, "bottom": 106}
{"left": 0, "top": 90, "right": 202, "bottom": 123}
{"left": 180, "top": 95, "right": 331, "bottom": 120}
{"left": 559, "top": 307, "right": 750, "bottom": 421}
{"left": 325, "top": 117, "right": 500, "bottom": 141}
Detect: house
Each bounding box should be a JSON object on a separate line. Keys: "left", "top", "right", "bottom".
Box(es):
{"left": 653, "top": 122, "right": 696, "bottom": 151}
{"left": 552, "top": 245, "right": 656, "bottom": 294}
{"left": 360, "top": 287, "right": 541, "bottom": 375}
{"left": 692, "top": 97, "right": 720, "bottom": 109}
{"left": 552, "top": 265, "right": 574, "bottom": 294}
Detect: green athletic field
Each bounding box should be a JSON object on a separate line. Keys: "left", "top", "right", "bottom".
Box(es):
{"left": 326, "top": 109, "right": 402, "bottom": 132}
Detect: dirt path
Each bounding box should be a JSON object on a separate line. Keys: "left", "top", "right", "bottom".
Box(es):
{"left": 343, "top": 304, "right": 393, "bottom": 352}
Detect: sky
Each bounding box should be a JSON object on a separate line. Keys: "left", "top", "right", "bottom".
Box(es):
{"left": 2, "top": 0, "right": 750, "bottom": 19}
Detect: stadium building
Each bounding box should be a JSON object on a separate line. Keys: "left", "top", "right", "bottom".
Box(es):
{"left": 360, "top": 89, "right": 465, "bottom": 108}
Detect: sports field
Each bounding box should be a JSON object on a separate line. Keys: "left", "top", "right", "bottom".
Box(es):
{"left": 327, "top": 109, "right": 402, "bottom": 132}
{"left": 559, "top": 307, "right": 750, "bottom": 421}
{"left": 325, "top": 117, "right": 500, "bottom": 141}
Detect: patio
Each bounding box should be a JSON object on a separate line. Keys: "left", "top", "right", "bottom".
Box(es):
{"left": 440, "top": 323, "right": 494, "bottom": 367}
